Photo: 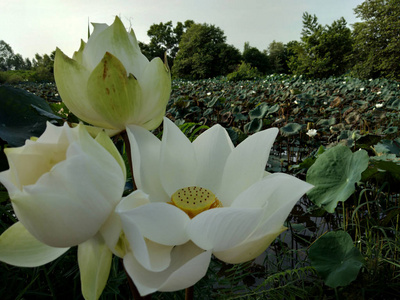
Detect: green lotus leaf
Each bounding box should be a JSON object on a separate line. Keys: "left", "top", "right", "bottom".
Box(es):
{"left": 374, "top": 138, "right": 400, "bottom": 155}
{"left": 306, "top": 145, "right": 369, "bottom": 213}
{"left": 383, "top": 126, "right": 398, "bottom": 135}
{"left": 309, "top": 231, "right": 364, "bottom": 288}
{"left": 267, "top": 104, "right": 280, "bottom": 115}
{"left": 362, "top": 155, "right": 400, "bottom": 190}
{"left": 0, "top": 86, "right": 59, "bottom": 147}
{"left": 280, "top": 123, "right": 303, "bottom": 136}
{"left": 387, "top": 98, "right": 400, "bottom": 110}
{"left": 249, "top": 103, "right": 269, "bottom": 120}
{"left": 244, "top": 118, "right": 262, "bottom": 134}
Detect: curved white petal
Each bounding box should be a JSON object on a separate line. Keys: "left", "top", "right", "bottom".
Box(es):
{"left": 116, "top": 191, "right": 174, "bottom": 272}
{"left": 0, "top": 222, "right": 69, "bottom": 267}
{"left": 192, "top": 124, "right": 234, "bottom": 191}
{"left": 117, "top": 202, "right": 190, "bottom": 246}
{"left": 13, "top": 150, "right": 123, "bottom": 247}
{"left": 126, "top": 125, "right": 169, "bottom": 202}
{"left": 213, "top": 226, "right": 286, "bottom": 264}
{"left": 218, "top": 128, "right": 279, "bottom": 206}
{"left": 78, "top": 234, "right": 112, "bottom": 300}
{"left": 136, "top": 58, "right": 171, "bottom": 130}
{"left": 160, "top": 118, "right": 197, "bottom": 196}
{"left": 54, "top": 48, "right": 111, "bottom": 129}
{"left": 246, "top": 174, "right": 313, "bottom": 241}
{"left": 83, "top": 17, "right": 148, "bottom": 79}
{"left": 124, "top": 242, "right": 212, "bottom": 296}
{"left": 187, "top": 207, "right": 264, "bottom": 251}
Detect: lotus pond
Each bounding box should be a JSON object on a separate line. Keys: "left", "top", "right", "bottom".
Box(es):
{"left": 1, "top": 74, "right": 399, "bottom": 299}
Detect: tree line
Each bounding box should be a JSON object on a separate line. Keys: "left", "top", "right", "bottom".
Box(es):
{"left": 1, "top": 0, "right": 399, "bottom": 82}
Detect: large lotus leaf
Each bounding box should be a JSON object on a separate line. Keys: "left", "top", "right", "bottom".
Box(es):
{"left": 374, "top": 138, "right": 400, "bottom": 156}
{"left": 244, "top": 118, "right": 262, "bottom": 134}
{"left": 383, "top": 126, "right": 398, "bottom": 135}
{"left": 306, "top": 145, "right": 369, "bottom": 213}
{"left": 0, "top": 86, "right": 59, "bottom": 146}
{"left": 249, "top": 103, "right": 269, "bottom": 120}
{"left": 362, "top": 155, "right": 400, "bottom": 191}
{"left": 280, "top": 123, "right": 303, "bottom": 136}
{"left": 309, "top": 231, "right": 364, "bottom": 288}
{"left": 267, "top": 104, "right": 280, "bottom": 115}
{"left": 387, "top": 98, "right": 400, "bottom": 110}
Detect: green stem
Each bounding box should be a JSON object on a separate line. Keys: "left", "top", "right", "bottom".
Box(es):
{"left": 121, "top": 131, "right": 137, "bottom": 191}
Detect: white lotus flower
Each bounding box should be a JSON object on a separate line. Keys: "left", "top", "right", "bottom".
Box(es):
{"left": 54, "top": 16, "right": 171, "bottom": 132}
{"left": 306, "top": 129, "right": 318, "bottom": 137}
{"left": 114, "top": 118, "right": 312, "bottom": 295}
{"left": 0, "top": 122, "right": 126, "bottom": 299}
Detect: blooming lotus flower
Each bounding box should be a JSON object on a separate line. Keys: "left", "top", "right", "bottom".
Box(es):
{"left": 306, "top": 129, "right": 318, "bottom": 137}
{"left": 54, "top": 16, "right": 171, "bottom": 132}
{"left": 0, "top": 122, "right": 126, "bottom": 299}
{"left": 112, "top": 118, "right": 312, "bottom": 295}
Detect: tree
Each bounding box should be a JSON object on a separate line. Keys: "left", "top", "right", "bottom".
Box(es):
{"left": 288, "top": 13, "right": 353, "bottom": 78}
{"left": 266, "top": 40, "right": 288, "bottom": 74}
{"left": 31, "top": 51, "right": 55, "bottom": 81}
{"left": 242, "top": 44, "right": 269, "bottom": 74}
{"left": 0, "top": 40, "right": 15, "bottom": 71}
{"left": 139, "top": 20, "right": 194, "bottom": 67}
{"left": 172, "top": 23, "right": 241, "bottom": 79}
{"left": 351, "top": 0, "right": 400, "bottom": 80}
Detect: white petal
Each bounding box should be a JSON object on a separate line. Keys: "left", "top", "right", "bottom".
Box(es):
{"left": 54, "top": 48, "right": 111, "bottom": 129}
{"left": 135, "top": 58, "right": 171, "bottom": 130}
{"left": 83, "top": 17, "right": 148, "bottom": 78}
{"left": 192, "top": 124, "right": 234, "bottom": 191}
{"left": 126, "top": 125, "right": 169, "bottom": 202}
{"left": 78, "top": 234, "right": 112, "bottom": 300}
{"left": 117, "top": 202, "right": 190, "bottom": 246}
{"left": 160, "top": 118, "right": 197, "bottom": 196}
{"left": 245, "top": 173, "right": 313, "bottom": 240}
{"left": 124, "top": 242, "right": 212, "bottom": 296}
{"left": 0, "top": 222, "right": 69, "bottom": 267}
{"left": 213, "top": 226, "right": 286, "bottom": 264}
{"left": 13, "top": 151, "right": 123, "bottom": 247}
{"left": 218, "top": 128, "right": 278, "bottom": 206}
{"left": 187, "top": 207, "right": 263, "bottom": 251}
{"left": 117, "top": 195, "right": 179, "bottom": 272}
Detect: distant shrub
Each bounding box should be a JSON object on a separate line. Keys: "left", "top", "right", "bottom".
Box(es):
{"left": 227, "top": 61, "right": 261, "bottom": 81}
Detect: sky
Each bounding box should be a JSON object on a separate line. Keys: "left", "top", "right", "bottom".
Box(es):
{"left": 1, "top": 0, "right": 365, "bottom": 60}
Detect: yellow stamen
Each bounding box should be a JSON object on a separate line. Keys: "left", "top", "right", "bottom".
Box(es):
{"left": 170, "top": 186, "right": 222, "bottom": 218}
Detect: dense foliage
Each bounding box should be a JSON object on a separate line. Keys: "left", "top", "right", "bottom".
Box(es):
{"left": 351, "top": 0, "right": 400, "bottom": 80}
{"left": 172, "top": 23, "right": 241, "bottom": 79}
{"left": 138, "top": 20, "right": 194, "bottom": 67}
{"left": 288, "top": 13, "right": 353, "bottom": 78}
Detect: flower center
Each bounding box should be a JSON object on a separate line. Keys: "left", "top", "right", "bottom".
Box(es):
{"left": 170, "top": 186, "right": 222, "bottom": 218}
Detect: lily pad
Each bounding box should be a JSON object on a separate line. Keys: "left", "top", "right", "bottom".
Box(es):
{"left": 244, "top": 118, "right": 262, "bottom": 134}
{"left": 280, "top": 123, "right": 303, "bottom": 136}
{"left": 309, "top": 231, "right": 364, "bottom": 288}
{"left": 306, "top": 145, "right": 369, "bottom": 213}
{"left": 249, "top": 103, "right": 269, "bottom": 120}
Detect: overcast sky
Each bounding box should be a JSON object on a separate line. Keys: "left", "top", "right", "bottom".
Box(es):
{"left": 1, "top": 0, "right": 364, "bottom": 60}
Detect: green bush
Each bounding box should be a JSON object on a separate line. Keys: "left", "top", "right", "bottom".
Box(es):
{"left": 227, "top": 61, "right": 261, "bottom": 81}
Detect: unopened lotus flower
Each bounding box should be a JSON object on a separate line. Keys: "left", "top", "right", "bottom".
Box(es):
{"left": 0, "top": 122, "right": 126, "bottom": 299}
{"left": 54, "top": 16, "right": 171, "bottom": 132}
{"left": 111, "top": 118, "right": 313, "bottom": 296}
